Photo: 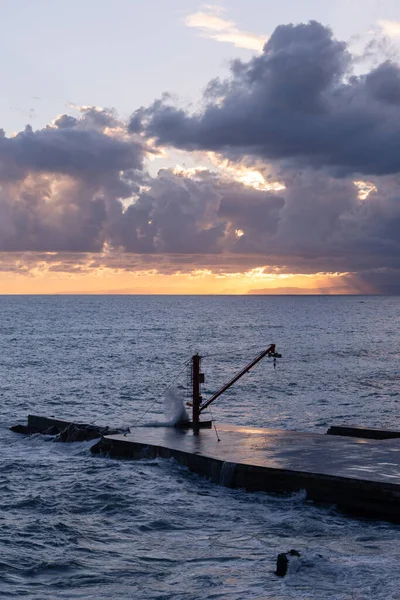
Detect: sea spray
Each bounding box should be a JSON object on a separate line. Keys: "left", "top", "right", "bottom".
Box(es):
{"left": 143, "top": 388, "right": 189, "bottom": 427}
{"left": 163, "top": 388, "right": 189, "bottom": 425}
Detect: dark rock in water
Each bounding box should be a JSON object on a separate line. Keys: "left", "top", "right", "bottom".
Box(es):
{"left": 275, "top": 550, "right": 301, "bottom": 577}
{"left": 11, "top": 416, "right": 129, "bottom": 442}
{"left": 10, "top": 424, "right": 40, "bottom": 435}
{"left": 57, "top": 423, "right": 126, "bottom": 442}
{"left": 275, "top": 553, "right": 289, "bottom": 577}
{"left": 57, "top": 423, "right": 105, "bottom": 442}
{"left": 11, "top": 423, "right": 69, "bottom": 436}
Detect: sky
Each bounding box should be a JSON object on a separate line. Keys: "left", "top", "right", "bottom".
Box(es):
{"left": 2, "top": 0, "right": 400, "bottom": 294}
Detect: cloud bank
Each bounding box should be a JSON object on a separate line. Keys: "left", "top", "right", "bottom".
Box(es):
{"left": 2, "top": 21, "right": 400, "bottom": 293}
{"left": 132, "top": 21, "right": 400, "bottom": 176}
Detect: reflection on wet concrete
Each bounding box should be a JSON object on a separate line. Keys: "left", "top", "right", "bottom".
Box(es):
{"left": 98, "top": 424, "right": 400, "bottom": 521}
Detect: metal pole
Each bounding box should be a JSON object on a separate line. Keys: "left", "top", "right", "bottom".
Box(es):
{"left": 192, "top": 354, "right": 201, "bottom": 432}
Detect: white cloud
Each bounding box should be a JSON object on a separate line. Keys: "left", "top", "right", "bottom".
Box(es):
{"left": 184, "top": 7, "right": 266, "bottom": 51}
{"left": 379, "top": 19, "right": 400, "bottom": 37}
{"left": 185, "top": 12, "right": 233, "bottom": 32}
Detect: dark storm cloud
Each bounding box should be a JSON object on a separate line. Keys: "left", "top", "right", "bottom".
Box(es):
{"left": 130, "top": 21, "right": 400, "bottom": 176}
{"left": 0, "top": 113, "right": 286, "bottom": 256}
{"left": 0, "top": 109, "right": 146, "bottom": 252}
{"left": 0, "top": 250, "right": 278, "bottom": 278}
{"left": 105, "top": 165, "right": 400, "bottom": 287}
{"left": 230, "top": 171, "right": 400, "bottom": 279}
{"left": 107, "top": 168, "right": 290, "bottom": 256}
{"left": 365, "top": 60, "right": 400, "bottom": 105}
{"left": 217, "top": 184, "right": 284, "bottom": 256}
{"left": 2, "top": 145, "right": 400, "bottom": 292}
{"left": 53, "top": 114, "right": 78, "bottom": 129}
{"left": 218, "top": 185, "right": 284, "bottom": 235}
{"left": 54, "top": 107, "right": 122, "bottom": 132}
{"left": 109, "top": 169, "right": 224, "bottom": 254}
{"left": 0, "top": 175, "right": 110, "bottom": 252}
{"left": 0, "top": 122, "right": 142, "bottom": 180}
{"left": 3, "top": 19, "right": 400, "bottom": 296}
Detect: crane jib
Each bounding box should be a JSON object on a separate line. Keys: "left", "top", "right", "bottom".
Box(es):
{"left": 199, "top": 344, "right": 281, "bottom": 414}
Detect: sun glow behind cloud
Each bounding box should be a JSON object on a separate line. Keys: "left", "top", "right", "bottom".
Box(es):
{"left": 0, "top": 268, "right": 352, "bottom": 295}
{"left": 379, "top": 20, "right": 400, "bottom": 37}
{"left": 227, "top": 167, "right": 285, "bottom": 192}
{"left": 0, "top": 251, "right": 358, "bottom": 295}
{"left": 172, "top": 161, "right": 285, "bottom": 192}
{"left": 353, "top": 180, "right": 377, "bottom": 200}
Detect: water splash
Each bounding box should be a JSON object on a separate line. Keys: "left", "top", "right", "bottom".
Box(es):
{"left": 143, "top": 388, "right": 189, "bottom": 427}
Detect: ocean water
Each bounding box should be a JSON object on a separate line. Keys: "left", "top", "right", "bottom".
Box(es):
{"left": 0, "top": 295, "right": 399, "bottom": 599}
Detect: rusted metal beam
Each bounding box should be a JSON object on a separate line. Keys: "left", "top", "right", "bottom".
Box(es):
{"left": 192, "top": 354, "right": 202, "bottom": 432}
{"left": 199, "top": 344, "right": 279, "bottom": 413}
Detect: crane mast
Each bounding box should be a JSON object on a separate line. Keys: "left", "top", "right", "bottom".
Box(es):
{"left": 188, "top": 344, "right": 281, "bottom": 431}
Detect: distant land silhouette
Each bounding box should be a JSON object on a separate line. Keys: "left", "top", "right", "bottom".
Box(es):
{"left": 248, "top": 288, "right": 361, "bottom": 295}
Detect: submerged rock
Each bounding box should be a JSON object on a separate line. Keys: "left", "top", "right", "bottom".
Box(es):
{"left": 57, "top": 423, "right": 110, "bottom": 442}
{"left": 10, "top": 424, "right": 59, "bottom": 436}
{"left": 275, "top": 549, "right": 301, "bottom": 577}
{"left": 11, "top": 416, "right": 129, "bottom": 442}
{"left": 10, "top": 424, "right": 39, "bottom": 435}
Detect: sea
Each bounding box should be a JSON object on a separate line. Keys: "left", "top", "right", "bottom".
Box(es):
{"left": 0, "top": 295, "right": 399, "bottom": 600}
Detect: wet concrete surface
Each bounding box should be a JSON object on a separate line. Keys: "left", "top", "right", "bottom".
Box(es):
{"left": 96, "top": 424, "right": 400, "bottom": 521}
{"left": 103, "top": 424, "right": 400, "bottom": 485}
{"left": 14, "top": 417, "right": 400, "bottom": 520}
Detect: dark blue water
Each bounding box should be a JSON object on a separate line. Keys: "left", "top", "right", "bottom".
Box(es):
{"left": 1, "top": 296, "right": 399, "bottom": 599}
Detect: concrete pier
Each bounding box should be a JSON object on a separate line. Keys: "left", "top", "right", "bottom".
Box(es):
{"left": 11, "top": 415, "right": 400, "bottom": 521}
{"left": 92, "top": 424, "right": 400, "bottom": 522}
{"left": 327, "top": 424, "right": 400, "bottom": 440}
